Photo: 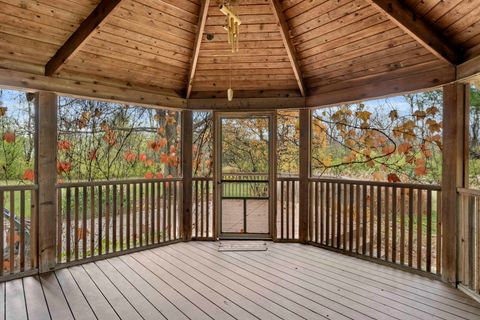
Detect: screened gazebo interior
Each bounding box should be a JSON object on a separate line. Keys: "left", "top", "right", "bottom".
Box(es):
{"left": 0, "top": 0, "right": 480, "bottom": 319}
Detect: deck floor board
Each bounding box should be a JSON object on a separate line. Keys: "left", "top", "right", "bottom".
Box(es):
{"left": 4, "top": 241, "right": 480, "bottom": 320}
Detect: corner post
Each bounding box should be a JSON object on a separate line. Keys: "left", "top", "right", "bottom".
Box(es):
{"left": 441, "top": 83, "right": 468, "bottom": 285}
{"left": 182, "top": 110, "right": 193, "bottom": 241}
{"left": 35, "top": 91, "right": 58, "bottom": 273}
{"left": 299, "top": 108, "right": 311, "bottom": 243}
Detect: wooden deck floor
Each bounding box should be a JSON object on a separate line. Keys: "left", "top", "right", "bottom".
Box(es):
{"left": 2, "top": 242, "right": 480, "bottom": 320}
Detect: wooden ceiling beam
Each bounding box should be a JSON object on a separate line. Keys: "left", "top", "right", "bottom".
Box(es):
{"left": 188, "top": 97, "right": 306, "bottom": 110}
{"left": 0, "top": 68, "right": 186, "bottom": 109}
{"left": 45, "top": 0, "right": 123, "bottom": 76}
{"left": 269, "top": 0, "right": 306, "bottom": 96}
{"left": 306, "top": 64, "right": 455, "bottom": 108}
{"left": 457, "top": 54, "right": 480, "bottom": 82}
{"left": 186, "top": 0, "right": 210, "bottom": 99}
{"left": 365, "top": 0, "right": 459, "bottom": 65}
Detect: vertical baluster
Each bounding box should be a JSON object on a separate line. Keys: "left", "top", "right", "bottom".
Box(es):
{"left": 98, "top": 185, "right": 103, "bottom": 255}
{"left": 286, "top": 181, "right": 290, "bottom": 240}
{"left": 173, "top": 181, "right": 178, "bottom": 240}
{"left": 206, "top": 180, "right": 210, "bottom": 238}
{"left": 139, "top": 183, "right": 143, "bottom": 247}
{"left": 436, "top": 190, "right": 442, "bottom": 274}
{"left": 344, "top": 184, "right": 349, "bottom": 250}
{"left": 331, "top": 183, "right": 336, "bottom": 247}
{"left": 280, "top": 180, "right": 284, "bottom": 239}
{"left": 385, "top": 187, "right": 390, "bottom": 261}
{"left": 315, "top": 182, "right": 319, "bottom": 243}
{"left": 82, "top": 186, "right": 87, "bottom": 259}
{"left": 132, "top": 183, "right": 137, "bottom": 247}
{"left": 141, "top": 182, "right": 147, "bottom": 245}
{"left": 426, "top": 189, "right": 432, "bottom": 273}
{"left": 7, "top": 191, "right": 13, "bottom": 273}
{"left": 195, "top": 180, "right": 199, "bottom": 238}
{"left": 326, "top": 182, "right": 330, "bottom": 246}
{"left": 400, "top": 188, "right": 406, "bottom": 265}
{"left": 349, "top": 184, "right": 354, "bottom": 252}
{"left": 376, "top": 186, "right": 382, "bottom": 259}
{"left": 319, "top": 182, "right": 324, "bottom": 244}
{"left": 112, "top": 185, "right": 117, "bottom": 253}
{"left": 417, "top": 189, "right": 422, "bottom": 270}
{"left": 369, "top": 185, "right": 374, "bottom": 257}
{"left": 201, "top": 180, "right": 204, "bottom": 237}
{"left": 20, "top": 190, "right": 25, "bottom": 272}
{"left": 168, "top": 180, "right": 173, "bottom": 241}
{"left": 408, "top": 188, "right": 414, "bottom": 267}
{"left": 392, "top": 187, "right": 397, "bottom": 264}
{"left": 119, "top": 184, "right": 124, "bottom": 251}
{"left": 292, "top": 181, "right": 296, "bottom": 239}
{"left": 156, "top": 181, "right": 161, "bottom": 243}
{"left": 57, "top": 188, "right": 62, "bottom": 263}
{"left": 66, "top": 187, "right": 71, "bottom": 263}
{"left": 30, "top": 189, "right": 37, "bottom": 269}
{"left": 163, "top": 181, "right": 167, "bottom": 242}
{"left": 362, "top": 185, "right": 367, "bottom": 255}
{"left": 74, "top": 187, "right": 79, "bottom": 261}
{"left": 355, "top": 184, "right": 360, "bottom": 253}
{"left": 336, "top": 183, "right": 341, "bottom": 248}
{"left": 343, "top": 184, "right": 347, "bottom": 249}
{"left": 105, "top": 184, "right": 110, "bottom": 254}
{"left": 150, "top": 182, "right": 155, "bottom": 244}
{"left": 90, "top": 186, "right": 95, "bottom": 256}
{"left": 126, "top": 183, "right": 131, "bottom": 250}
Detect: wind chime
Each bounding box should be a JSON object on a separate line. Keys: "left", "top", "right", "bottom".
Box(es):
{"left": 220, "top": 1, "right": 241, "bottom": 101}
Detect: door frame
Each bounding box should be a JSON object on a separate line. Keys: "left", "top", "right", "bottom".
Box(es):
{"left": 213, "top": 111, "right": 277, "bottom": 240}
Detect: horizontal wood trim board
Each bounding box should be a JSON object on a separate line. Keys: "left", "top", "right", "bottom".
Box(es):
{"left": 0, "top": 68, "right": 186, "bottom": 109}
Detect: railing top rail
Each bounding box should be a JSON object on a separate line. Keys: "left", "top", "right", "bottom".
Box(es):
{"left": 458, "top": 187, "right": 480, "bottom": 197}
{"left": 309, "top": 176, "right": 441, "bottom": 190}
{"left": 221, "top": 179, "right": 269, "bottom": 183}
{"left": 57, "top": 177, "right": 182, "bottom": 188}
{"left": 222, "top": 173, "right": 268, "bottom": 176}
{"left": 193, "top": 176, "right": 213, "bottom": 180}
{"left": 277, "top": 176, "right": 300, "bottom": 181}
{"left": 0, "top": 184, "right": 38, "bottom": 191}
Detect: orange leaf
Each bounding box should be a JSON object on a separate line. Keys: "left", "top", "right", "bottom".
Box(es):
{"left": 387, "top": 173, "right": 401, "bottom": 183}
{"left": 144, "top": 172, "right": 154, "bottom": 179}
{"left": 2, "top": 132, "right": 15, "bottom": 143}
{"left": 397, "top": 142, "right": 412, "bottom": 154}
{"left": 22, "top": 169, "right": 35, "bottom": 181}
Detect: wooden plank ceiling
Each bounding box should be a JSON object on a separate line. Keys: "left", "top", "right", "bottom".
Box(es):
{"left": 0, "top": 0, "right": 478, "bottom": 106}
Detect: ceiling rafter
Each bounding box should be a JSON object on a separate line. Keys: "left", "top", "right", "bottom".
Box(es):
{"left": 45, "top": 0, "right": 123, "bottom": 76}
{"left": 269, "top": 0, "right": 306, "bottom": 97}
{"left": 365, "top": 0, "right": 459, "bottom": 65}
{"left": 186, "top": 0, "right": 211, "bottom": 99}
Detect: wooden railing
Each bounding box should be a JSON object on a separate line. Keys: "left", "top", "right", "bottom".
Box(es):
{"left": 56, "top": 178, "right": 182, "bottom": 265}
{"left": 0, "top": 185, "right": 37, "bottom": 280}
{"left": 222, "top": 173, "right": 269, "bottom": 198}
{"left": 277, "top": 177, "right": 300, "bottom": 241}
{"left": 192, "top": 177, "right": 214, "bottom": 239}
{"left": 458, "top": 188, "right": 480, "bottom": 296}
{"left": 309, "top": 178, "right": 442, "bottom": 274}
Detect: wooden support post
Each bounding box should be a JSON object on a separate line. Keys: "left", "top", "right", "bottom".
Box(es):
{"left": 441, "top": 83, "right": 468, "bottom": 285}
{"left": 182, "top": 110, "right": 193, "bottom": 241}
{"left": 299, "top": 108, "right": 311, "bottom": 243}
{"left": 35, "top": 92, "right": 58, "bottom": 273}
